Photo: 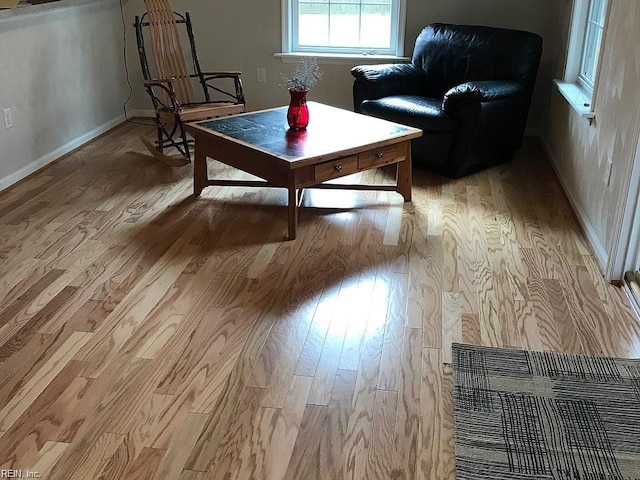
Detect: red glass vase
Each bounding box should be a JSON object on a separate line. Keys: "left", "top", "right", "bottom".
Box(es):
{"left": 287, "top": 89, "right": 309, "bottom": 130}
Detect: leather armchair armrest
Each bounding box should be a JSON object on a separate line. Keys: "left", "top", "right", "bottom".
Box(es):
{"left": 442, "top": 80, "right": 523, "bottom": 111}
{"left": 351, "top": 63, "right": 425, "bottom": 111}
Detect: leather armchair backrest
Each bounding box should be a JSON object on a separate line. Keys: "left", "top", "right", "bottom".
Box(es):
{"left": 412, "top": 23, "right": 543, "bottom": 98}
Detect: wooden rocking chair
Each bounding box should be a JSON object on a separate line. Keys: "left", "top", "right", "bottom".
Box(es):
{"left": 135, "top": 0, "right": 246, "bottom": 166}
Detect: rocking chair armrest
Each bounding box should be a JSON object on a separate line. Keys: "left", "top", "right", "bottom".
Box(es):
{"left": 143, "top": 78, "right": 178, "bottom": 93}
{"left": 202, "top": 74, "right": 246, "bottom": 104}
{"left": 143, "top": 80, "right": 181, "bottom": 111}
{"left": 200, "top": 71, "right": 242, "bottom": 79}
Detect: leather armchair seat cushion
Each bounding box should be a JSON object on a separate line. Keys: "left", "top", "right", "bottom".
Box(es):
{"left": 360, "top": 96, "right": 457, "bottom": 133}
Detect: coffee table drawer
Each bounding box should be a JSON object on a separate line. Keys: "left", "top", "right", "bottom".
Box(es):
{"left": 358, "top": 143, "right": 405, "bottom": 169}
{"left": 315, "top": 155, "right": 358, "bottom": 182}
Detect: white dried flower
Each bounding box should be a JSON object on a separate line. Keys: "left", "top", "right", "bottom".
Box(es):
{"left": 280, "top": 57, "right": 323, "bottom": 91}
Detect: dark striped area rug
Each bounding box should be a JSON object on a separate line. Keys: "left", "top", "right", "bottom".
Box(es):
{"left": 452, "top": 343, "right": 640, "bottom": 480}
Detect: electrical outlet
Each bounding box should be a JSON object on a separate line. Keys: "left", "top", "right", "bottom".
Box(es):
{"left": 256, "top": 67, "right": 266, "bottom": 83}
{"left": 3, "top": 108, "right": 13, "bottom": 129}
{"left": 604, "top": 159, "right": 613, "bottom": 186}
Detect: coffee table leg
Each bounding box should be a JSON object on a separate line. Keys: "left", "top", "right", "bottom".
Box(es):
{"left": 396, "top": 143, "right": 412, "bottom": 202}
{"left": 193, "top": 143, "right": 207, "bottom": 196}
{"left": 288, "top": 185, "right": 298, "bottom": 240}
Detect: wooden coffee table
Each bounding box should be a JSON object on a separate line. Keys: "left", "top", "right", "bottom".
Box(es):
{"left": 185, "top": 102, "right": 422, "bottom": 240}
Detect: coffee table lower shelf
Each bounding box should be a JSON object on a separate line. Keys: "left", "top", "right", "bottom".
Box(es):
{"left": 193, "top": 150, "right": 411, "bottom": 240}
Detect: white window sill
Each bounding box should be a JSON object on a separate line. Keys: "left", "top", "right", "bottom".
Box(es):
{"left": 554, "top": 79, "right": 596, "bottom": 121}
{"left": 274, "top": 52, "right": 410, "bottom": 66}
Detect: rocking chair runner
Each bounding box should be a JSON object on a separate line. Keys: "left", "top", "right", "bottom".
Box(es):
{"left": 135, "top": 0, "right": 246, "bottom": 166}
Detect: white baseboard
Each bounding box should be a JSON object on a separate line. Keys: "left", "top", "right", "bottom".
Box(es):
{"left": 0, "top": 115, "right": 125, "bottom": 192}
{"left": 535, "top": 133, "right": 609, "bottom": 271}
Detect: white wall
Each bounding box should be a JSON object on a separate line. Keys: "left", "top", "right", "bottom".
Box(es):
{"left": 545, "top": 0, "right": 640, "bottom": 276}
{"left": 123, "top": 0, "right": 563, "bottom": 131}
{"left": 0, "top": 0, "right": 129, "bottom": 189}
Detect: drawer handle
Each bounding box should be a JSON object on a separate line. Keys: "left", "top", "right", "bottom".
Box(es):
{"left": 376, "top": 152, "right": 385, "bottom": 159}
{"left": 334, "top": 165, "right": 342, "bottom": 172}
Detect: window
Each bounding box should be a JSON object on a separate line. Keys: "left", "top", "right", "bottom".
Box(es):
{"left": 577, "top": 0, "right": 607, "bottom": 95}
{"left": 282, "top": 0, "right": 406, "bottom": 57}
{"left": 555, "top": 0, "right": 608, "bottom": 118}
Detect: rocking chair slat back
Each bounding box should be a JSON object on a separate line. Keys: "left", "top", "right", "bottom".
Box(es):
{"left": 144, "top": 0, "right": 194, "bottom": 104}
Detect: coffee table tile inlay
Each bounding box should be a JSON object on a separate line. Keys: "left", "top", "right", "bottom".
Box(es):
{"left": 186, "top": 102, "right": 422, "bottom": 239}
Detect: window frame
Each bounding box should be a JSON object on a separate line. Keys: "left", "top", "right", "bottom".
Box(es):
{"left": 281, "top": 0, "right": 407, "bottom": 57}
{"left": 557, "top": 0, "right": 609, "bottom": 118}
{"left": 576, "top": 0, "right": 606, "bottom": 97}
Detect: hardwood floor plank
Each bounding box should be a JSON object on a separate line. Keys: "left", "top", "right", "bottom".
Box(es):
{"left": 475, "top": 262, "right": 500, "bottom": 347}
{"left": 319, "top": 368, "right": 357, "bottom": 479}
{"left": 185, "top": 290, "right": 283, "bottom": 472}
{"left": 29, "top": 441, "right": 69, "bottom": 478}
{"left": 377, "top": 272, "right": 409, "bottom": 391}
{"left": 49, "top": 356, "right": 149, "bottom": 446}
{"left": 383, "top": 196, "right": 404, "bottom": 246}
{"left": 154, "top": 308, "right": 230, "bottom": 395}
{"left": 0, "top": 258, "right": 43, "bottom": 307}
{"left": 246, "top": 293, "right": 298, "bottom": 388}
{"left": 441, "top": 204, "right": 459, "bottom": 292}
{"left": 0, "top": 332, "right": 91, "bottom": 431}
{"left": 366, "top": 389, "right": 398, "bottom": 479}
{"left": 122, "top": 447, "right": 165, "bottom": 480}
{"left": 461, "top": 313, "right": 481, "bottom": 345}
{"left": 466, "top": 186, "right": 489, "bottom": 263}
{"left": 337, "top": 281, "right": 376, "bottom": 371}
{"left": 307, "top": 279, "right": 359, "bottom": 405}
{"left": 283, "top": 404, "right": 326, "bottom": 480}
{"left": 1, "top": 285, "right": 78, "bottom": 358}
{"left": 262, "top": 297, "right": 319, "bottom": 408}
{"left": 427, "top": 199, "right": 442, "bottom": 236}
{"left": 501, "top": 243, "right": 530, "bottom": 302}
{"left": 77, "top": 242, "right": 198, "bottom": 378}
{"left": 262, "top": 375, "right": 312, "bottom": 480}
{"left": 0, "top": 360, "right": 85, "bottom": 470}
{"left": 407, "top": 230, "right": 429, "bottom": 329}
{"left": 440, "top": 363, "right": 455, "bottom": 480}
{"left": 190, "top": 307, "right": 271, "bottom": 414}
{"left": 423, "top": 236, "right": 443, "bottom": 349}
{"left": 65, "top": 299, "right": 113, "bottom": 333}
{"left": 295, "top": 295, "right": 336, "bottom": 377}
{"left": 179, "top": 470, "right": 207, "bottom": 480}
{"left": 205, "top": 386, "right": 265, "bottom": 479}
{"left": 152, "top": 412, "right": 208, "bottom": 480}
{"left": 247, "top": 240, "right": 281, "bottom": 279}
{"left": 394, "top": 327, "right": 422, "bottom": 480}
{"left": 0, "top": 333, "right": 53, "bottom": 406}
{"left": 457, "top": 256, "right": 479, "bottom": 316}
{"left": 51, "top": 432, "right": 125, "bottom": 480}
{"left": 441, "top": 292, "right": 461, "bottom": 363}
{"left": 542, "top": 279, "right": 583, "bottom": 354}
{"left": 0, "top": 269, "right": 65, "bottom": 328}
{"left": 493, "top": 262, "right": 522, "bottom": 349}
{"left": 342, "top": 297, "right": 387, "bottom": 479}
{"left": 514, "top": 301, "right": 544, "bottom": 351}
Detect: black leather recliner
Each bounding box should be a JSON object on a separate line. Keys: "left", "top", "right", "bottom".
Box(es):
{"left": 351, "top": 24, "right": 543, "bottom": 178}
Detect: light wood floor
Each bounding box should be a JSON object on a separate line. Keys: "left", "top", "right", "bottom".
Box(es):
{"left": 1, "top": 123, "right": 639, "bottom": 479}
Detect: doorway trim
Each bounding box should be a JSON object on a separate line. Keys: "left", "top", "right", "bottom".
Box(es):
{"left": 608, "top": 131, "right": 640, "bottom": 281}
